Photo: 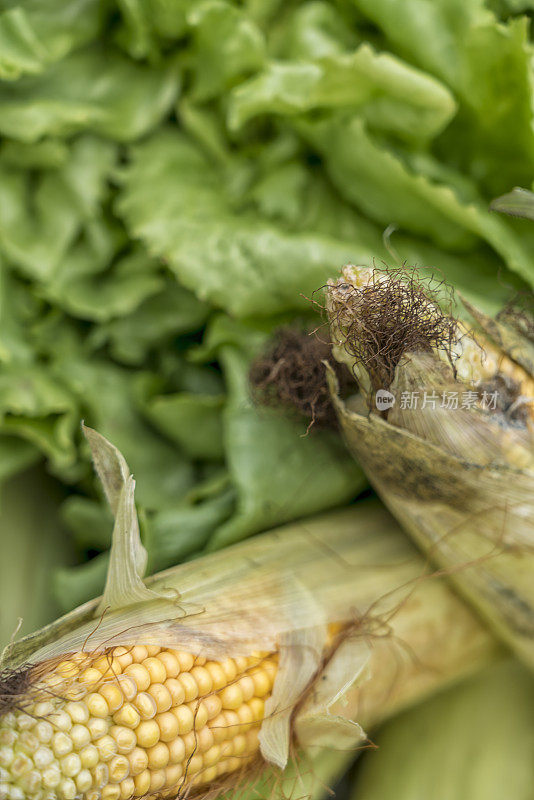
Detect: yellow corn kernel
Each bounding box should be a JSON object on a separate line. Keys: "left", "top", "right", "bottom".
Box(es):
{"left": 177, "top": 673, "right": 198, "bottom": 702}
{"left": 205, "top": 662, "right": 227, "bottom": 691}
{"left": 119, "top": 777, "right": 135, "bottom": 800}
{"left": 132, "top": 692, "right": 157, "bottom": 721}
{"left": 155, "top": 712, "right": 179, "bottom": 743}
{"left": 109, "top": 726, "right": 136, "bottom": 755}
{"left": 174, "top": 652, "right": 194, "bottom": 673}
{"left": 99, "top": 684, "right": 124, "bottom": 714}
{"left": 164, "top": 677, "right": 185, "bottom": 706}
{"left": 127, "top": 747, "right": 148, "bottom": 776}
{"left": 113, "top": 704, "right": 141, "bottom": 730}
{"left": 86, "top": 694, "right": 109, "bottom": 719}
{"left": 133, "top": 768, "right": 151, "bottom": 796}
{"left": 146, "top": 683, "right": 172, "bottom": 713}
{"left": 142, "top": 658, "right": 167, "bottom": 685}
{"left": 135, "top": 719, "right": 160, "bottom": 749}
{"left": 220, "top": 683, "right": 243, "bottom": 710}
{"left": 123, "top": 664, "right": 150, "bottom": 693}
{"left": 146, "top": 742, "right": 169, "bottom": 770}
{"left": 130, "top": 647, "right": 148, "bottom": 663}
{"left": 167, "top": 736, "right": 186, "bottom": 765}
{"left": 171, "top": 705, "right": 194, "bottom": 736}
{"left": 158, "top": 653, "right": 179, "bottom": 678}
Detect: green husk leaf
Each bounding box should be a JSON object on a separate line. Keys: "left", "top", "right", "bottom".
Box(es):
{"left": 0, "top": 464, "right": 71, "bottom": 647}
{"left": 354, "top": 660, "right": 534, "bottom": 800}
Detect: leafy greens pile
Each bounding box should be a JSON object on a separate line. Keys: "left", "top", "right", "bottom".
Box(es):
{"left": 1, "top": 0, "right": 534, "bottom": 616}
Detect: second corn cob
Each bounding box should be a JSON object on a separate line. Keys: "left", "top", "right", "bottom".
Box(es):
{"left": 326, "top": 264, "right": 534, "bottom": 668}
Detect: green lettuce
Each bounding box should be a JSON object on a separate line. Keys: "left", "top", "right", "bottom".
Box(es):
{"left": 0, "top": 0, "right": 533, "bottom": 621}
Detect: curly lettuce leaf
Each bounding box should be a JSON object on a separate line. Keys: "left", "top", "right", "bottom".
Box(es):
{"left": 0, "top": 0, "right": 103, "bottom": 80}
{"left": 228, "top": 44, "right": 456, "bottom": 142}
{"left": 300, "top": 115, "right": 534, "bottom": 287}
{"left": 54, "top": 358, "right": 196, "bottom": 510}
{"left": 117, "top": 129, "right": 380, "bottom": 316}
{"left": 93, "top": 282, "right": 209, "bottom": 365}
{"left": 44, "top": 247, "right": 164, "bottom": 323}
{"left": 351, "top": 0, "right": 534, "bottom": 192}
{"left": 0, "top": 136, "right": 116, "bottom": 281}
{"left": 188, "top": 1, "right": 266, "bottom": 102}
{"left": 145, "top": 393, "right": 225, "bottom": 461}
{"left": 0, "top": 364, "right": 78, "bottom": 472}
{"left": 0, "top": 46, "right": 180, "bottom": 142}
{"left": 116, "top": 0, "right": 194, "bottom": 58}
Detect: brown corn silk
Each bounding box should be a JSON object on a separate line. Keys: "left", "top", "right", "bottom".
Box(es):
{"left": 326, "top": 264, "right": 534, "bottom": 669}
{"left": 0, "top": 427, "right": 497, "bottom": 800}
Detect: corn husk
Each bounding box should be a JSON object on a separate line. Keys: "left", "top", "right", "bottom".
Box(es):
{"left": 353, "top": 659, "right": 534, "bottom": 800}
{"left": 0, "top": 465, "right": 71, "bottom": 645}
{"left": 234, "top": 748, "right": 356, "bottom": 800}
{"left": 0, "top": 426, "right": 498, "bottom": 788}
{"left": 326, "top": 265, "right": 534, "bottom": 669}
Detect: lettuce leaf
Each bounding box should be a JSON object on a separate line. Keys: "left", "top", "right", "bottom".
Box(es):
{"left": 0, "top": 46, "right": 180, "bottom": 142}
{"left": 116, "top": 129, "right": 381, "bottom": 316}
{"left": 0, "top": 0, "right": 103, "bottom": 80}
{"left": 299, "top": 114, "right": 534, "bottom": 287}
{"left": 228, "top": 44, "right": 456, "bottom": 141}
{"left": 198, "top": 316, "right": 367, "bottom": 550}
{"left": 188, "top": 1, "right": 266, "bottom": 101}
{"left": 351, "top": 0, "right": 534, "bottom": 192}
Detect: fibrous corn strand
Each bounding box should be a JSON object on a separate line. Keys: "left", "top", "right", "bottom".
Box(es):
{"left": 326, "top": 264, "right": 459, "bottom": 397}
{"left": 249, "top": 326, "right": 353, "bottom": 430}
{"left": 328, "top": 264, "right": 534, "bottom": 402}
{"left": 0, "top": 646, "right": 278, "bottom": 800}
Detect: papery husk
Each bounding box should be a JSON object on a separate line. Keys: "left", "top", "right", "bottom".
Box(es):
{"left": 1, "top": 427, "right": 498, "bottom": 781}
{"left": 460, "top": 296, "right": 534, "bottom": 378}
{"left": 353, "top": 659, "right": 534, "bottom": 800}
{"left": 326, "top": 275, "right": 534, "bottom": 670}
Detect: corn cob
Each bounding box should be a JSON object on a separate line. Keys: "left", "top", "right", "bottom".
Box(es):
{"left": 0, "top": 427, "right": 498, "bottom": 800}
{"left": 326, "top": 264, "right": 534, "bottom": 667}
{"left": 0, "top": 647, "right": 277, "bottom": 799}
